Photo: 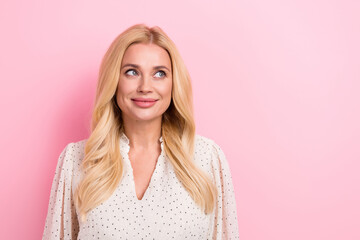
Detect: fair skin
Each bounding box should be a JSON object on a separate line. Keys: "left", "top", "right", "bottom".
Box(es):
{"left": 116, "top": 42, "right": 172, "bottom": 200}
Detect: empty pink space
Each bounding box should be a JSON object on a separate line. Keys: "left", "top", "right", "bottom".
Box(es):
{"left": 0, "top": 0, "right": 359, "bottom": 239}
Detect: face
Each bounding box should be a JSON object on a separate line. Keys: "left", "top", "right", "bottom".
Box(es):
{"left": 116, "top": 43, "right": 173, "bottom": 123}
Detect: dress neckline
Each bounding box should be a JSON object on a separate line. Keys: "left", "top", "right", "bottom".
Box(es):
{"left": 119, "top": 131, "right": 165, "bottom": 202}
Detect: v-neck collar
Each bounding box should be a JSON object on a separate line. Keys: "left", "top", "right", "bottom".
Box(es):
{"left": 119, "top": 131, "right": 165, "bottom": 202}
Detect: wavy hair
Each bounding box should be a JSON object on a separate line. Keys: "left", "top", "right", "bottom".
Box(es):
{"left": 73, "top": 24, "right": 218, "bottom": 222}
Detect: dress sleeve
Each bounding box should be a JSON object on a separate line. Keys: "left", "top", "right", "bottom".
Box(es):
{"left": 211, "top": 141, "right": 240, "bottom": 239}
{"left": 42, "top": 143, "right": 80, "bottom": 240}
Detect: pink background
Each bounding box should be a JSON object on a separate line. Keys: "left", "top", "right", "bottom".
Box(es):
{"left": 1, "top": 0, "right": 359, "bottom": 239}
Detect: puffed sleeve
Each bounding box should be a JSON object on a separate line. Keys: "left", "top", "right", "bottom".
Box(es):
{"left": 211, "top": 141, "right": 240, "bottom": 239}
{"left": 42, "top": 142, "right": 80, "bottom": 240}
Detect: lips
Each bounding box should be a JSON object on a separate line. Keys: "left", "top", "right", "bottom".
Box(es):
{"left": 131, "top": 98, "right": 158, "bottom": 108}
{"left": 131, "top": 98, "right": 158, "bottom": 102}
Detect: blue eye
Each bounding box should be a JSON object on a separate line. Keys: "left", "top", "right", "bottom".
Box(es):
{"left": 125, "top": 69, "right": 137, "bottom": 76}
{"left": 155, "top": 71, "right": 166, "bottom": 78}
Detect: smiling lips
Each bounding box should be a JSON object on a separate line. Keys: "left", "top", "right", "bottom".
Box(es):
{"left": 131, "top": 98, "right": 158, "bottom": 108}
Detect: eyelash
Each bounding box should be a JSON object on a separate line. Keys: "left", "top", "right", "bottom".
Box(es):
{"left": 125, "top": 69, "right": 167, "bottom": 78}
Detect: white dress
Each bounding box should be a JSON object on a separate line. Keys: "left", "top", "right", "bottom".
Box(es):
{"left": 42, "top": 132, "right": 240, "bottom": 239}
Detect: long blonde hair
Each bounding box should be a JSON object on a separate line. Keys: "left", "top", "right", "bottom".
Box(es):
{"left": 74, "top": 24, "right": 218, "bottom": 222}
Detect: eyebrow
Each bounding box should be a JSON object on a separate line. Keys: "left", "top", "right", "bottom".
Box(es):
{"left": 121, "top": 63, "right": 171, "bottom": 72}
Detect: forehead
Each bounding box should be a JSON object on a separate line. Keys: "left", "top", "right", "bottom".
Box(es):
{"left": 121, "top": 43, "right": 171, "bottom": 68}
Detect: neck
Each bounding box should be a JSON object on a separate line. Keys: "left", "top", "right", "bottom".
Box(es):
{"left": 122, "top": 115, "right": 162, "bottom": 149}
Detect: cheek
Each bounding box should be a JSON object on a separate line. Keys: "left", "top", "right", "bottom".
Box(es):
{"left": 117, "top": 79, "right": 135, "bottom": 95}
{"left": 160, "top": 81, "right": 172, "bottom": 97}
{"left": 116, "top": 81, "right": 130, "bottom": 107}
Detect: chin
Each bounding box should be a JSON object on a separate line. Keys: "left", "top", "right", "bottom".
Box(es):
{"left": 131, "top": 114, "right": 162, "bottom": 121}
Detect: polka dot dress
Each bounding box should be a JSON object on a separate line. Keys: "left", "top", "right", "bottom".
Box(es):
{"left": 42, "top": 132, "right": 240, "bottom": 239}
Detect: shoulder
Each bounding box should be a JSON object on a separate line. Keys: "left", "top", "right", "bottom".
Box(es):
{"left": 65, "top": 139, "right": 87, "bottom": 157}
{"left": 194, "top": 134, "right": 235, "bottom": 187}
{"left": 61, "top": 139, "right": 87, "bottom": 162}
{"left": 194, "top": 133, "right": 223, "bottom": 154}
{"left": 194, "top": 133, "right": 214, "bottom": 147}
{"left": 57, "top": 138, "right": 87, "bottom": 176}
{"left": 193, "top": 133, "right": 226, "bottom": 170}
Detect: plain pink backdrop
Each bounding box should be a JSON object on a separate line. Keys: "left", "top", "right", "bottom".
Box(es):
{"left": 1, "top": 0, "right": 359, "bottom": 239}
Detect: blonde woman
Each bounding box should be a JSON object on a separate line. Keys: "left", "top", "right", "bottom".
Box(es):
{"left": 42, "top": 24, "right": 239, "bottom": 239}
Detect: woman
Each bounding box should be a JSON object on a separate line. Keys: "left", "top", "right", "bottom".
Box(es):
{"left": 42, "top": 24, "right": 239, "bottom": 239}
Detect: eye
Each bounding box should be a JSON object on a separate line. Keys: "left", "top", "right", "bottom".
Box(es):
{"left": 125, "top": 69, "right": 138, "bottom": 76}
{"left": 154, "top": 70, "right": 166, "bottom": 78}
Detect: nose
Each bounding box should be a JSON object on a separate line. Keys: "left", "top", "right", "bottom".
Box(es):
{"left": 137, "top": 75, "right": 152, "bottom": 93}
